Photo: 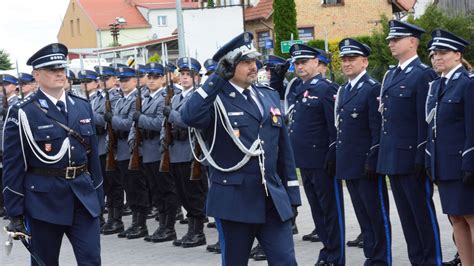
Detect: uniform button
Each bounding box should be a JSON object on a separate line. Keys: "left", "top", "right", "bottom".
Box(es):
{"left": 432, "top": 140, "right": 435, "bottom": 143}
{"left": 312, "top": 145, "right": 316, "bottom": 148}
{"left": 399, "top": 94, "right": 403, "bottom": 96}
{"left": 260, "top": 125, "right": 263, "bottom": 128}
{"left": 384, "top": 108, "right": 387, "bottom": 111}
{"left": 46, "top": 135, "right": 50, "bottom": 139}
{"left": 71, "top": 146, "right": 75, "bottom": 150}
{"left": 339, "top": 130, "right": 342, "bottom": 133}
{"left": 384, "top": 131, "right": 387, "bottom": 134}
{"left": 341, "top": 108, "right": 344, "bottom": 111}
{"left": 459, "top": 151, "right": 462, "bottom": 154}
{"left": 209, "top": 82, "right": 214, "bottom": 87}
{"left": 290, "top": 130, "right": 293, "bottom": 133}
{"left": 72, "top": 161, "right": 75, "bottom": 165}
{"left": 261, "top": 141, "right": 264, "bottom": 144}
{"left": 223, "top": 179, "right": 227, "bottom": 184}
{"left": 338, "top": 141, "right": 342, "bottom": 143}
{"left": 234, "top": 122, "right": 238, "bottom": 126}
{"left": 296, "top": 100, "right": 299, "bottom": 103}
{"left": 409, "top": 145, "right": 412, "bottom": 149}
{"left": 339, "top": 119, "right": 343, "bottom": 122}
{"left": 448, "top": 100, "right": 452, "bottom": 103}
{"left": 31, "top": 185, "right": 35, "bottom": 190}
{"left": 384, "top": 119, "right": 387, "bottom": 122}
{"left": 385, "top": 95, "right": 389, "bottom": 98}
{"left": 291, "top": 120, "right": 294, "bottom": 123}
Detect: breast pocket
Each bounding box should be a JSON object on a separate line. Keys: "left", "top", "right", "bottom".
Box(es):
{"left": 228, "top": 116, "right": 249, "bottom": 128}
{"left": 79, "top": 123, "right": 94, "bottom": 136}
{"left": 32, "top": 127, "right": 63, "bottom": 154}
{"left": 303, "top": 97, "right": 321, "bottom": 108}
{"left": 390, "top": 89, "right": 413, "bottom": 99}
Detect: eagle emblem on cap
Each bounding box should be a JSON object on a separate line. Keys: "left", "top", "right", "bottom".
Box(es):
{"left": 294, "top": 44, "right": 299, "bottom": 50}
{"left": 150, "top": 63, "right": 155, "bottom": 67}
{"left": 390, "top": 21, "right": 395, "bottom": 27}
{"left": 244, "top": 32, "right": 250, "bottom": 42}
{"left": 344, "top": 39, "right": 350, "bottom": 46}
{"left": 436, "top": 30, "right": 441, "bottom": 37}
{"left": 118, "top": 67, "right": 124, "bottom": 72}
{"left": 52, "top": 44, "right": 59, "bottom": 53}
{"left": 183, "top": 58, "right": 188, "bottom": 63}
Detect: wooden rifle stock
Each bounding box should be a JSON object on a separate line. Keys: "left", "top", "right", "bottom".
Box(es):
{"left": 1, "top": 82, "right": 8, "bottom": 118}
{"left": 128, "top": 79, "right": 143, "bottom": 170}
{"left": 189, "top": 67, "right": 202, "bottom": 180}
{"left": 104, "top": 87, "right": 117, "bottom": 171}
{"left": 159, "top": 69, "right": 174, "bottom": 172}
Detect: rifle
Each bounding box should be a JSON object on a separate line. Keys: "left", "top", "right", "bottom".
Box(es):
{"left": 188, "top": 60, "right": 202, "bottom": 180}
{"left": 324, "top": 29, "right": 335, "bottom": 82}
{"left": 15, "top": 60, "right": 23, "bottom": 99}
{"left": 1, "top": 76, "right": 8, "bottom": 118}
{"left": 98, "top": 55, "right": 117, "bottom": 171}
{"left": 79, "top": 54, "right": 90, "bottom": 101}
{"left": 159, "top": 64, "right": 174, "bottom": 173}
{"left": 128, "top": 63, "right": 143, "bottom": 170}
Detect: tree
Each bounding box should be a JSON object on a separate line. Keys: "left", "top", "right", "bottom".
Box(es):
{"left": 147, "top": 53, "right": 161, "bottom": 63}
{"left": 207, "top": 0, "right": 215, "bottom": 8}
{"left": 0, "top": 49, "right": 13, "bottom": 70}
{"left": 273, "top": 0, "right": 298, "bottom": 57}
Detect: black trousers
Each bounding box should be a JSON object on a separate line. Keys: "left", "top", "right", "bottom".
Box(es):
{"left": 0, "top": 168, "right": 4, "bottom": 208}
{"left": 117, "top": 159, "right": 149, "bottom": 213}
{"left": 101, "top": 155, "right": 124, "bottom": 209}
{"left": 143, "top": 161, "right": 178, "bottom": 215}
{"left": 170, "top": 162, "right": 207, "bottom": 219}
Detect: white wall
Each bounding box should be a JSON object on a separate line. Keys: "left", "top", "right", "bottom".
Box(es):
{"left": 182, "top": 6, "right": 244, "bottom": 64}
{"left": 413, "top": 0, "right": 434, "bottom": 18}
{"left": 96, "top": 28, "right": 150, "bottom": 48}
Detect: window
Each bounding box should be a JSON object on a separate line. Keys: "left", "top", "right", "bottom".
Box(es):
{"left": 70, "top": 20, "right": 74, "bottom": 37}
{"left": 76, "top": 18, "right": 81, "bottom": 35}
{"left": 322, "top": 0, "right": 344, "bottom": 6}
{"left": 257, "top": 31, "right": 273, "bottom": 54}
{"left": 157, "top": 16, "right": 167, "bottom": 27}
{"left": 298, "top": 27, "right": 315, "bottom": 43}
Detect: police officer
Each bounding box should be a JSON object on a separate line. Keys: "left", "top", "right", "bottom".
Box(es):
{"left": 18, "top": 73, "right": 37, "bottom": 98}
{"left": 336, "top": 38, "right": 391, "bottom": 265}
{"left": 182, "top": 32, "right": 301, "bottom": 266}
{"left": 0, "top": 74, "right": 20, "bottom": 218}
{"left": 3, "top": 43, "right": 103, "bottom": 265}
{"left": 137, "top": 64, "right": 150, "bottom": 97}
{"left": 92, "top": 65, "right": 122, "bottom": 234}
{"left": 65, "top": 69, "right": 76, "bottom": 92}
{"left": 131, "top": 62, "right": 179, "bottom": 243}
{"left": 425, "top": 29, "right": 472, "bottom": 265}
{"left": 104, "top": 67, "right": 149, "bottom": 239}
{"left": 78, "top": 70, "right": 99, "bottom": 102}
{"left": 378, "top": 20, "right": 441, "bottom": 265}
{"left": 163, "top": 57, "right": 208, "bottom": 248}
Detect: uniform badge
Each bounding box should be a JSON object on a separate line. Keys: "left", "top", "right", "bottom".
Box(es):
{"left": 405, "top": 66, "right": 413, "bottom": 74}
{"left": 303, "top": 90, "right": 309, "bottom": 98}
{"left": 351, "top": 113, "right": 359, "bottom": 119}
{"left": 52, "top": 44, "right": 59, "bottom": 53}
{"left": 39, "top": 99, "right": 49, "bottom": 108}
{"left": 344, "top": 39, "right": 350, "bottom": 46}
{"left": 453, "top": 72, "right": 461, "bottom": 80}
{"left": 233, "top": 129, "right": 240, "bottom": 138}
{"left": 310, "top": 79, "right": 318, "bottom": 85}
{"left": 80, "top": 118, "right": 91, "bottom": 124}
{"left": 229, "top": 92, "right": 236, "bottom": 98}
{"left": 302, "top": 98, "right": 307, "bottom": 103}
{"left": 270, "top": 107, "right": 281, "bottom": 125}
{"left": 44, "top": 143, "right": 52, "bottom": 152}
{"left": 436, "top": 30, "right": 441, "bottom": 37}
{"left": 357, "top": 82, "right": 363, "bottom": 89}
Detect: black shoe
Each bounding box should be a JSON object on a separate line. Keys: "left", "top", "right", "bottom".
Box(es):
{"left": 347, "top": 233, "right": 363, "bottom": 247}
{"left": 173, "top": 218, "right": 195, "bottom": 246}
{"left": 302, "top": 229, "right": 317, "bottom": 241}
{"left": 126, "top": 213, "right": 148, "bottom": 239}
{"left": 118, "top": 212, "right": 137, "bottom": 238}
{"left": 309, "top": 234, "right": 321, "bottom": 242}
{"left": 147, "top": 207, "right": 158, "bottom": 219}
{"left": 207, "top": 241, "right": 220, "bottom": 252}
{"left": 207, "top": 222, "right": 216, "bottom": 228}
{"left": 152, "top": 229, "right": 177, "bottom": 243}
{"left": 182, "top": 217, "right": 206, "bottom": 248}
{"left": 253, "top": 245, "right": 267, "bottom": 261}
{"left": 249, "top": 244, "right": 262, "bottom": 258}
{"left": 292, "top": 223, "right": 299, "bottom": 235}
{"left": 102, "top": 220, "right": 125, "bottom": 235}
{"left": 442, "top": 253, "right": 461, "bottom": 266}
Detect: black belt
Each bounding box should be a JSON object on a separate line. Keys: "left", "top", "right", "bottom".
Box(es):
{"left": 29, "top": 164, "right": 88, "bottom": 179}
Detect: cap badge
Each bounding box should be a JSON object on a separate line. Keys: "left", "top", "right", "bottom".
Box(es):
{"left": 52, "top": 44, "right": 59, "bottom": 53}
{"left": 344, "top": 39, "right": 350, "bottom": 46}
{"left": 436, "top": 30, "right": 441, "bottom": 37}
{"left": 244, "top": 32, "right": 250, "bottom": 43}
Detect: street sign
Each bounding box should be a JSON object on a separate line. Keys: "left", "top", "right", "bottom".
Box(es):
{"left": 265, "top": 39, "right": 273, "bottom": 49}
{"left": 280, "top": 40, "right": 304, "bottom": 53}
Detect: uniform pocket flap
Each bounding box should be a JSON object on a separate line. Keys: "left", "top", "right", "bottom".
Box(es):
{"left": 228, "top": 116, "right": 249, "bottom": 128}
{"left": 24, "top": 175, "right": 54, "bottom": 192}
{"left": 441, "top": 96, "right": 461, "bottom": 104}
{"left": 32, "top": 128, "right": 62, "bottom": 141}
{"left": 211, "top": 175, "right": 244, "bottom": 185}
{"left": 391, "top": 89, "right": 413, "bottom": 98}
{"left": 79, "top": 124, "right": 94, "bottom": 136}
{"left": 396, "top": 139, "right": 416, "bottom": 150}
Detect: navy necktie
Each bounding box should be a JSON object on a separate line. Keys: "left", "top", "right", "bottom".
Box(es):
{"left": 243, "top": 89, "right": 261, "bottom": 119}
{"left": 56, "top": 101, "right": 67, "bottom": 118}
{"left": 392, "top": 66, "right": 402, "bottom": 79}
{"left": 343, "top": 83, "right": 352, "bottom": 101}
{"left": 439, "top": 77, "right": 448, "bottom": 96}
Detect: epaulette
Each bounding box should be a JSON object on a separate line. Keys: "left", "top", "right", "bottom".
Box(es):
{"left": 368, "top": 78, "right": 378, "bottom": 85}
{"left": 254, "top": 83, "right": 275, "bottom": 91}
{"left": 389, "top": 65, "right": 396, "bottom": 69}
{"left": 68, "top": 92, "right": 88, "bottom": 102}
{"left": 419, "top": 63, "right": 429, "bottom": 69}
{"left": 15, "top": 94, "right": 35, "bottom": 108}
{"left": 465, "top": 72, "right": 474, "bottom": 79}
{"left": 325, "top": 79, "right": 333, "bottom": 83}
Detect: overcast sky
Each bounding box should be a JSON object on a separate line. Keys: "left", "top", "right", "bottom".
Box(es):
{"left": 0, "top": 0, "right": 69, "bottom": 74}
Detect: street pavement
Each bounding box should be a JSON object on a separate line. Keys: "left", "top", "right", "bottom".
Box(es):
{"left": 1, "top": 183, "right": 456, "bottom": 265}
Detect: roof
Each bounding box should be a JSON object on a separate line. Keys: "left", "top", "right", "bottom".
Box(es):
{"left": 77, "top": 0, "right": 151, "bottom": 30}
{"left": 135, "top": 0, "right": 200, "bottom": 9}
{"left": 245, "top": 0, "right": 273, "bottom": 22}
{"left": 393, "top": 0, "right": 416, "bottom": 11}
{"left": 95, "top": 35, "right": 177, "bottom": 52}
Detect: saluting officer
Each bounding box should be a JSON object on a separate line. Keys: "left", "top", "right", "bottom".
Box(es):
{"left": 0, "top": 74, "right": 20, "bottom": 218}
{"left": 130, "top": 62, "right": 180, "bottom": 243}
{"left": 104, "top": 67, "right": 149, "bottom": 239}
{"left": 336, "top": 38, "right": 391, "bottom": 265}
{"left": 91, "top": 65, "right": 122, "bottom": 235}
{"left": 378, "top": 20, "right": 442, "bottom": 265}
{"left": 425, "top": 29, "right": 473, "bottom": 265}
{"left": 164, "top": 57, "right": 208, "bottom": 248}
{"left": 3, "top": 43, "right": 103, "bottom": 265}
{"left": 182, "top": 32, "right": 301, "bottom": 266}
{"left": 18, "top": 73, "right": 37, "bottom": 98}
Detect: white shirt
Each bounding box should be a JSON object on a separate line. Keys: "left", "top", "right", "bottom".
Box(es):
{"left": 229, "top": 81, "right": 264, "bottom": 116}
{"left": 348, "top": 70, "right": 367, "bottom": 88}
{"left": 398, "top": 55, "right": 419, "bottom": 70}
{"left": 149, "top": 87, "right": 165, "bottom": 99}
{"left": 442, "top": 63, "right": 462, "bottom": 84}
{"left": 124, "top": 88, "right": 137, "bottom": 100}
{"left": 41, "top": 88, "right": 67, "bottom": 112}
{"left": 181, "top": 87, "right": 193, "bottom": 99}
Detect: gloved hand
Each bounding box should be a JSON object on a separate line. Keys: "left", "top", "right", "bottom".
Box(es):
{"left": 163, "top": 106, "right": 171, "bottom": 118}
{"left": 103, "top": 112, "right": 113, "bottom": 123}
{"left": 272, "top": 61, "right": 290, "bottom": 80}
{"left": 415, "top": 164, "right": 426, "bottom": 181}
{"left": 364, "top": 164, "right": 378, "bottom": 179}
{"left": 215, "top": 52, "right": 243, "bottom": 80}
{"left": 132, "top": 111, "right": 141, "bottom": 123}
{"left": 463, "top": 171, "right": 474, "bottom": 187}
{"left": 5, "top": 216, "right": 29, "bottom": 240}
{"left": 324, "top": 160, "right": 336, "bottom": 177}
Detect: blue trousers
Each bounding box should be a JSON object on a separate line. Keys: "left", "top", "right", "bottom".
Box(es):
{"left": 301, "top": 168, "right": 345, "bottom": 265}
{"left": 346, "top": 176, "right": 392, "bottom": 266}
{"left": 26, "top": 197, "right": 101, "bottom": 266}
{"left": 389, "top": 175, "right": 442, "bottom": 265}
{"left": 215, "top": 196, "right": 296, "bottom": 266}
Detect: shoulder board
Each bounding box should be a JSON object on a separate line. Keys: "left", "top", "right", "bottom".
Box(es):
{"left": 68, "top": 92, "right": 88, "bottom": 102}
{"left": 368, "top": 78, "right": 378, "bottom": 85}
{"left": 464, "top": 72, "right": 474, "bottom": 79}
{"left": 325, "top": 78, "right": 333, "bottom": 83}
{"left": 15, "top": 95, "right": 35, "bottom": 108}
{"left": 389, "top": 65, "right": 396, "bottom": 69}
{"left": 419, "top": 63, "right": 429, "bottom": 69}
{"left": 254, "top": 83, "right": 275, "bottom": 91}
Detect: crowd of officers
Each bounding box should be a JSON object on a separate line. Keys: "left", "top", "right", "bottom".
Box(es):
{"left": 0, "top": 18, "right": 473, "bottom": 266}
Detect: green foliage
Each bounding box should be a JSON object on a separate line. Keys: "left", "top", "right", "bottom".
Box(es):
{"left": 273, "top": 0, "right": 298, "bottom": 57}
{"left": 207, "top": 0, "right": 215, "bottom": 8}
{"left": 147, "top": 53, "right": 161, "bottom": 63}
{"left": 304, "top": 5, "right": 473, "bottom": 82}
{"left": 0, "top": 49, "right": 13, "bottom": 70}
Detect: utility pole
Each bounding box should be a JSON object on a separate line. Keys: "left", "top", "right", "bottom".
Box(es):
{"left": 176, "top": 0, "right": 186, "bottom": 57}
